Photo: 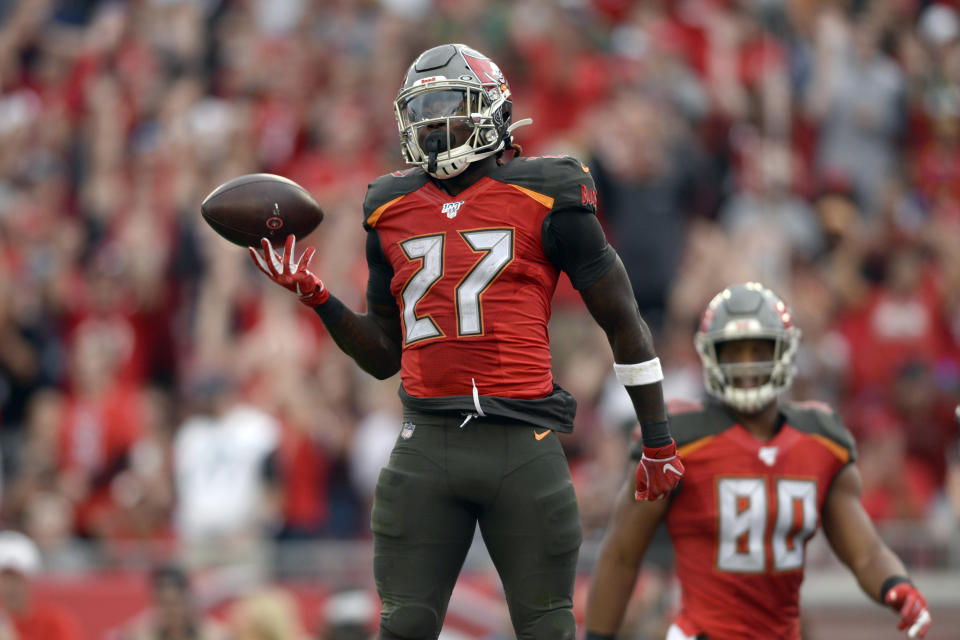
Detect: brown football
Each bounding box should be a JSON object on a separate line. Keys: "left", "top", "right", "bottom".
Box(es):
{"left": 200, "top": 173, "right": 323, "bottom": 248}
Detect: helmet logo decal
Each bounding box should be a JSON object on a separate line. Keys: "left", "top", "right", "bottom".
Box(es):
{"left": 462, "top": 53, "right": 509, "bottom": 98}
{"left": 462, "top": 53, "right": 502, "bottom": 83}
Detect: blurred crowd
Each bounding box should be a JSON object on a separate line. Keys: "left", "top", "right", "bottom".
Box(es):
{"left": 0, "top": 0, "right": 959, "bottom": 618}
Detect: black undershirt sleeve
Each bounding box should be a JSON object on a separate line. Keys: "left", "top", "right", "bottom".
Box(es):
{"left": 541, "top": 207, "right": 618, "bottom": 289}
{"left": 365, "top": 230, "right": 397, "bottom": 307}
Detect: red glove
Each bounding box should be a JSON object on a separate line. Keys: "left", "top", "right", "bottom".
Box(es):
{"left": 635, "top": 440, "right": 684, "bottom": 501}
{"left": 249, "top": 235, "right": 329, "bottom": 308}
{"left": 885, "top": 582, "right": 931, "bottom": 638}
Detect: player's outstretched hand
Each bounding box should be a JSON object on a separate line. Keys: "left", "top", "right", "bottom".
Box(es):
{"left": 635, "top": 440, "right": 684, "bottom": 501}
{"left": 249, "top": 235, "right": 329, "bottom": 307}
{"left": 885, "top": 582, "right": 931, "bottom": 638}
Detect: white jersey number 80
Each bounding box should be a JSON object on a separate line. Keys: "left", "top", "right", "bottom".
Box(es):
{"left": 716, "top": 477, "right": 817, "bottom": 573}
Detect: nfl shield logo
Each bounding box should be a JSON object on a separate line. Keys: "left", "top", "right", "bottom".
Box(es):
{"left": 400, "top": 422, "right": 416, "bottom": 439}
{"left": 441, "top": 201, "right": 464, "bottom": 218}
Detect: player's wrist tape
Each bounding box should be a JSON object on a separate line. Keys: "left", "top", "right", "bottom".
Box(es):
{"left": 640, "top": 419, "right": 673, "bottom": 449}
{"left": 880, "top": 575, "right": 912, "bottom": 603}
{"left": 614, "top": 357, "right": 663, "bottom": 386}
{"left": 585, "top": 633, "right": 616, "bottom": 640}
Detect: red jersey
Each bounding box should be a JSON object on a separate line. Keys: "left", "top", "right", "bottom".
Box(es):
{"left": 635, "top": 400, "right": 856, "bottom": 640}
{"left": 10, "top": 601, "right": 83, "bottom": 640}
{"left": 362, "top": 156, "right": 601, "bottom": 426}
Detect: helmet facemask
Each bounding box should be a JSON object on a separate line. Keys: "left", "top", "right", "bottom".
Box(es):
{"left": 395, "top": 79, "right": 509, "bottom": 178}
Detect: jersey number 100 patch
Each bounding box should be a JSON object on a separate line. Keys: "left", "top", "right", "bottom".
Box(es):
{"left": 399, "top": 229, "right": 514, "bottom": 344}
{"left": 716, "top": 477, "right": 818, "bottom": 573}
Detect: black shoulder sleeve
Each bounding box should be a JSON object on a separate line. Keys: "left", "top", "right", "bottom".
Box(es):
{"left": 362, "top": 169, "right": 430, "bottom": 230}
{"left": 541, "top": 209, "right": 617, "bottom": 290}
{"left": 783, "top": 401, "right": 858, "bottom": 462}
{"left": 365, "top": 230, "right": 397, "bottom": 308}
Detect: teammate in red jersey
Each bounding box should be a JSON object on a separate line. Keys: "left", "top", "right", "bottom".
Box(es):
{"left": 585, "top": 282, "right": 933, "bottom": 640}
{"left": 248, "top": 44, "right": 683, "bottom": 640}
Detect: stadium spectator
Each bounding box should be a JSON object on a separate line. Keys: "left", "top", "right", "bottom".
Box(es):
{"left": 117, "top": 564, "right": 228, "bottom": 640}
{"left": 315, "top": 588, "right": 376, "bottom": 640}
{"left": 0, "top": 530, "right": 82, "bottom": 639}
{"left": 806, "top": 6, "right": 905, "bottom": 216}
{"left": 718, "top": 138, "right": 823, "bottom": 295}
{"left": 588, "top": 90, "right": 712, "bottom": 334}
{"left": 228, "top": 586, "right": 308, "bottom": 640}
{"left": 56, "top": 319, "right": 145, "bottom": 539}
{"left": 172, "top": 375, "right": 280, "bottom": 568}
{"left": 1, "top": 390, "right": 73, "bottom": 565}
{"left": 832, "top": 242, "right": 955, "bottom": 397}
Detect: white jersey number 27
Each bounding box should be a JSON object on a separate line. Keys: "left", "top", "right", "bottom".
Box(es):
{"left": 399, "top": 229, "right": 514, "bottom": 345}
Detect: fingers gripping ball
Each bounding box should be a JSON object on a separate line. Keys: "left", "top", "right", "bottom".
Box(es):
{"left": 200, "top": 173, "right": 323, "bottom": 248}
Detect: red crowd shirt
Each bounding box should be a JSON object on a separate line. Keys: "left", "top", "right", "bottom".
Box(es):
{"left": 9, "top": 601, "right": 83, "bottom": 640}
{"left": 836, "top": 273, "right": 953, "bottom": 395}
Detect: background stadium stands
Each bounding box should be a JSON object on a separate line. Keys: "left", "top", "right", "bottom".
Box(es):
{"left": 0, "top": 0, "right": 958, "bottom": 637}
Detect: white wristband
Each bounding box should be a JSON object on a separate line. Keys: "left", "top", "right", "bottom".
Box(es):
{"left": 614, "top": 357, "right": 663, "bottom": 386}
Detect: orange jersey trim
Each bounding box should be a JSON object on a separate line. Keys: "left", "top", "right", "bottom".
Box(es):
{"left": 508, "top": 184, "right": 555, "bottom": 210}
{"left": 808, "top": 433, "right": 850, "bottom": 463}
{"left": 677, "top": 435, "right": 716, "bottom": 458}
{"left": 366, "top": 195, "right": 405, "bottom": 228}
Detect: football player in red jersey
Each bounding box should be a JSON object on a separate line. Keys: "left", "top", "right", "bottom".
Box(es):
{"left": 248, "top": 44, "right": 683, "bottom": 640}
{"left": 585, "top": 282, "right": 933, "bottom": 640}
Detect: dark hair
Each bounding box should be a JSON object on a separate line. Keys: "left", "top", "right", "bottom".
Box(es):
{"left": 151, "top": 564, "right": 190, "bottom": 591}
{"left": 496, "top": 141, "right": 523, "bottom": 166}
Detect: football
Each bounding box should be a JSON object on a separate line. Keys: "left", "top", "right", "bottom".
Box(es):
{"left": 200, "top": 173, "right": 323, "bottom": 248}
